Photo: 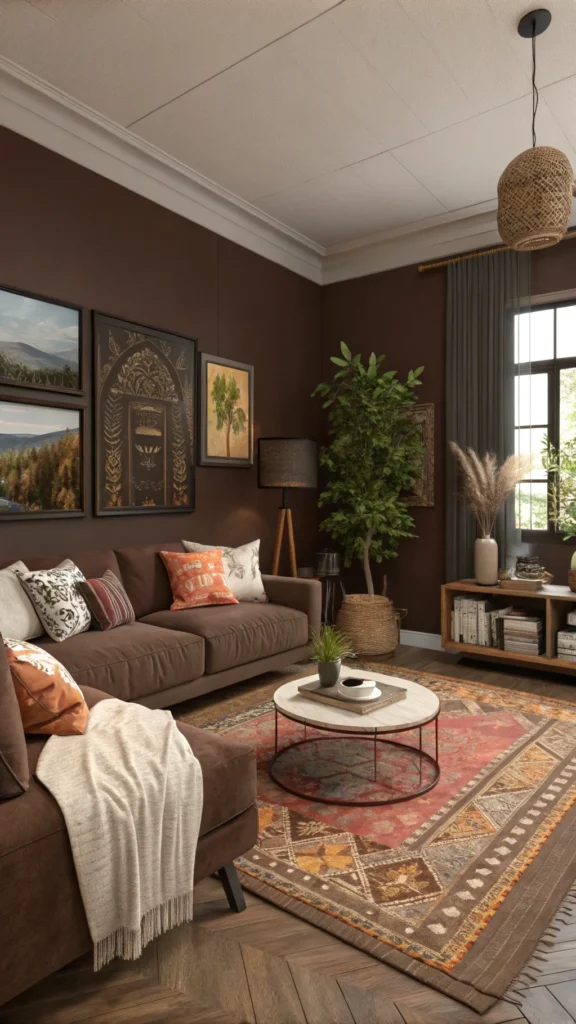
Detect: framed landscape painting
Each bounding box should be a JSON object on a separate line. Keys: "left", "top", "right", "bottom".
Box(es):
{"left": 198, "top": 353, "right": 254, "bottom": 467}
{"left": 94, "top": 314, "right": 195, "bottom": 516}
{"left": 0, "top": 285, "right": 82, "bottom": 393}
{"left": 0, "top": 398, "right": 84, "bottom": 519}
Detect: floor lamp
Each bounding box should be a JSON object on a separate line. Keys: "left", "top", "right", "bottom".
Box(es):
{"left": 258, "top": 438, "right": 318, "bottom": 577}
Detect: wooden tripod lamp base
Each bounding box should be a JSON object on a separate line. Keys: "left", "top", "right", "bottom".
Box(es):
{"left": 258, "top": 437, "right": 318, "bottom": 580}
{"left": 272, "top": 504, "right": 298, "bottom": 578}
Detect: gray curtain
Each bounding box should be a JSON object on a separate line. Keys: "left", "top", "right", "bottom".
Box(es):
{"left": 446, "top": 250, "right": 531, "bottom": 581}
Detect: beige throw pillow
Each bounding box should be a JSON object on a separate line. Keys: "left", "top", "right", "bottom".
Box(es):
{"left": 0, "top": 562, "right": 43, "bottom": 641}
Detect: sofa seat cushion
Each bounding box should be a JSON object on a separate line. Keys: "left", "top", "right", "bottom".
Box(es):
{"left": 141, "top": 602, "right": 308, "bottom": 674}
{"left": 37, "top": 623, "right": 204, "bottom": 703}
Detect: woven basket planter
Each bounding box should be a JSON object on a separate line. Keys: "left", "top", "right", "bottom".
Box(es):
{"left": 498, "top": 146, "right": 575, "bottom": 251}
{"left": 336, "top": 594, "right": 402, "bottom": 656}
{"left": 568, "top": 570, "right": 576, "bottom": 594}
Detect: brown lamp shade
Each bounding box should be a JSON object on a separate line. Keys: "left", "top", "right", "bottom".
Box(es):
{"left": 258, "top": 438, "right": 318, "bottom": 489}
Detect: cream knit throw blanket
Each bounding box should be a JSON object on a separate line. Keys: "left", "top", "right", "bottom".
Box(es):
{"left": 36, "top": 698, "right": 203, "bottom": 970}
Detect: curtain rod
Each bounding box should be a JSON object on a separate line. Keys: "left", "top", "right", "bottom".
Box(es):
{"left": 418, "top": 227, "right": 576, "bottom": 272}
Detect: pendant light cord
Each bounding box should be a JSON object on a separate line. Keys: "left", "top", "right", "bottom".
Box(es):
{"left": 532, "top": 25, "right": 538, "bottom": 148}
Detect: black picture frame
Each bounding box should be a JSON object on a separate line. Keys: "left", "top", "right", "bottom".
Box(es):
{"left": 94, "top": 313, "right": 196, "bottom": 516}
{"left": 0, "top": 394, "right": 85, "bottom": 520}
{"left": 198, "top": 352, "right": 254, "bottom": 467}
{"left": 0, "top": 283, "right": 83, "bottom": 395}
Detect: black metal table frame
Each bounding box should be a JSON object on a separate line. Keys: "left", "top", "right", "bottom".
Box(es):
{"left": 269, "top": 706, "right": 440, "bottom": 807}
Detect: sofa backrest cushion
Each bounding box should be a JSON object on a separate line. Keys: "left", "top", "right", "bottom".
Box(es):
{"left": 0, "top": 549, "right": 121, "bottom": 580}
{"left": 114, "top": 541, "right": 185, "bottom": 620}
{"left": 0, "top": 633, "right": 29, "bottom": 799}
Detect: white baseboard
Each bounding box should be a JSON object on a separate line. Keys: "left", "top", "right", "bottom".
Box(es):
{"left": 400, "top": 630, "right": 444, "bottom": 651}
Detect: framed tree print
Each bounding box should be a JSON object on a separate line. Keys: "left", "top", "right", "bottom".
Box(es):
{"left": 0, "top": 396, "right": 84, "bottom": 519}
{"left": 94, "top": 314, "right": 195, "bottom": 515}
{"left": 0, "top": 284, "right": 82, "bottom": 393}
{"left": 405, "top": 403, "right": 435, "bottom": 507}
{"left": 198, "top": 353, "right": 254, "bottom": 467}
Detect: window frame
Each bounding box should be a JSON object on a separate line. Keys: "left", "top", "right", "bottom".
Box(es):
{"left": 515, "top": 298, "right": 576, "bottom": 542}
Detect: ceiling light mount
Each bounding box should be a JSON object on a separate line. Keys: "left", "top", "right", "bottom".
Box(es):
{"left": 517, "top": 8, "right": 551, "bottom": 39}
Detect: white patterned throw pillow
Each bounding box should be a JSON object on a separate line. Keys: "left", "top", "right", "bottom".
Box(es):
{"left": 182, "top": 539, "right": 267, "bottom": 602}
{"left": 16, "top": 559, "right": 91, "bottom": 642}
{"left": 0, "top": 561, "right": 43, "bottom": 641}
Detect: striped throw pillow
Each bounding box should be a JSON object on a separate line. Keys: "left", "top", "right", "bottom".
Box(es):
{"left": 78, "top": 570, "right": 135, "bottom": 631}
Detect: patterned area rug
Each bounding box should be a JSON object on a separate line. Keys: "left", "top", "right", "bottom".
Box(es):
{"left": 178, "top": 665, "right": 576, "bottom": 1014}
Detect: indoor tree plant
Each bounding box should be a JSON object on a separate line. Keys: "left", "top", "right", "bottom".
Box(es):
{"left": 310, "top": 625, "right": 355, "bottom": 687}
{"left": 313, "top": 343, "right": 424, "bottom": 654}
{"left": 449, "top": 443, "right": 531, "bottom": 584}
{"left": 543, "top": 436, "right": 576, "bottom": 587}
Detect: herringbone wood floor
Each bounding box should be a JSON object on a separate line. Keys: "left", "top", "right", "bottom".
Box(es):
{"left": 2, "top": 647, "right": 575, "bottom": 1024}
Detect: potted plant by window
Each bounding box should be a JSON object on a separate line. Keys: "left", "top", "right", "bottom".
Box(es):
{"left": 310, "top": 625, "right": 355, "bottom": 687}
{"left": 544, "top": 436, "right": 576, "bottom": 589}
{"left": 313, "top": 343, "right": 424, "bottom": 655}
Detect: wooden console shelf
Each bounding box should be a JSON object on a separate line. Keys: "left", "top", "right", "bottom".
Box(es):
{"left": 441, "top": 579, "right": 576, "bottom": 675}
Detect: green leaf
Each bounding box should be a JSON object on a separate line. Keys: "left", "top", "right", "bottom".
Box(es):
{"left": 340, "top": 341, "right": 352, "bottom": 361}
{"left": 330, "top": 356, "right": 348, "bottom": 367}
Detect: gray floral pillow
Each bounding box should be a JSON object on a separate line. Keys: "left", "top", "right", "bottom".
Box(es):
{"left": 16, "top": 559, "right": 91, "bottom": 642}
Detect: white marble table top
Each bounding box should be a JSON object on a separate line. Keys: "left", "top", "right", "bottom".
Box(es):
{"left": 273, "top": 668, "right": 440, "bottom": 735}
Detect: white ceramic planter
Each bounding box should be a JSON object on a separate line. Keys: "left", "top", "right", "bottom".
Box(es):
{"left": 474, "top": 536, "right": 498, "bottom": 586}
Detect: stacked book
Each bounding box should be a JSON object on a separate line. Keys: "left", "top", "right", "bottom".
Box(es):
{"left": 452, "top": 598, "right": 544, "bottom": 653}
{"left": 557, "top": 625, "right": 576, "bottom": 661}
{"left": 452, "top": 597, "right": 513, "bottom": 648}
{"left": 502, "top": 610, "right": 544, "bottom": 656}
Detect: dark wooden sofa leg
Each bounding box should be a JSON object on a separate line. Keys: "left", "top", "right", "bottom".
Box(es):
{"left": 217, "top": 862, "right": 246, "bottom": 913}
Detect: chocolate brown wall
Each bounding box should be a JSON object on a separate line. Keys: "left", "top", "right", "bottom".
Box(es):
{"left": 322, "top": 263, "right": 446, "bottom": 634}
{"left": 322, "top": 243, "right": 576, "bottom": 634}
{"left": 0, "top": 128, "right": 322, "bottom": 572}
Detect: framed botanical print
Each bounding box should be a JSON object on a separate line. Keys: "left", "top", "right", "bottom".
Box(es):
{"left": 0, "top": 284, "right": 82, "bottom": 393}
{"left": 94, "top": 314, "right": 195, "bottom": 516}
{"left": 0, "top": 396, "right": 84, "bottom": 519}
{"left": 405, "top": 402, "right": 435, "bottom": 507}
{"left": 198, "top": 353, "right": 254, "bottom": 467}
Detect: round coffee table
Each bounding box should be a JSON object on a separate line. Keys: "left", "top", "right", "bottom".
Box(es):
{"left": 269, "top": 668, "right": 440, "bottom": 806}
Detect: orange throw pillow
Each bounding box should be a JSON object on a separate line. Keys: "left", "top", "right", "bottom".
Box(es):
{"left": 160, "top": 550, "right": 239, "bottom": 611}
{"left": 4, "top": 639, "right": 89, "bottom": 736}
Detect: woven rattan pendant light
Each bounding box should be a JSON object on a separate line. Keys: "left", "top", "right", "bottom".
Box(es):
{"left": 497, "top": 9, "right": 576, "bottom": 251}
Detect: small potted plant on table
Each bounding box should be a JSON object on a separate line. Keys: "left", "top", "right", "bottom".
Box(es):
{"left": 310, "top": 625, "right": 355, "bottom": 687}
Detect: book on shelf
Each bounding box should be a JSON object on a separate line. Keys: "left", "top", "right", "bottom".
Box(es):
{"left": 566, "top": 610, "right": 576, "bottom": 626}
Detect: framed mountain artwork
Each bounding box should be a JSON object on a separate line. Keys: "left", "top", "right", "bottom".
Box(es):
{"left": 94, "top": 314, "right": 195, "bottom": 516}
{"left": 0, "top": 396, "right": 84, "bottom": 519}
{"left": 198, "top": 353, "right": 254, "bottom": 467}
{"left": 0, "top": 284, "right": 82, "bottom": 393}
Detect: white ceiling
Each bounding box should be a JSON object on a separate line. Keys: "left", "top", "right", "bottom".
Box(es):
{"left": 1, "top": 0, "right": 576, "bottom": 269}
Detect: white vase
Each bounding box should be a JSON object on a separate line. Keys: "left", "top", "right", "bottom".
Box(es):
{"left": 474, "top": 536, "right": 498, "bottom": 586}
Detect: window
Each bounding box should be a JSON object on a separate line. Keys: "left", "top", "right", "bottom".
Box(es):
{"left": 515, "top": 301, "right": 576, "bottom": 534}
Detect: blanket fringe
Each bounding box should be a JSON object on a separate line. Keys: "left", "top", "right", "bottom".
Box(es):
{"left": 94, "top": 891, "right": 195, "bottom": 971}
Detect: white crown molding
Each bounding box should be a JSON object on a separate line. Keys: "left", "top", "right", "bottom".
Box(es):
{"left": 0, "top": 56, "right": 325, "bottom": 284}
{"left": 0, "top": 56, "right": 551, "bottom": 287}
{"left": 322, "top": 204, "right": 504, "bottom": 284}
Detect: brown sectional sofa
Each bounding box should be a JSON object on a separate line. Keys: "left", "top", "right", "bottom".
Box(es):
{"left": 0, "top": 542, "right": 321, "bottom": 1007}
{"left": 2, "top": 541, "right": 321, "bottom": 707}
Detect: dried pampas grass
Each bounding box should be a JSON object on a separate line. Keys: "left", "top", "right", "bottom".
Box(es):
{"left": 449, "top": 443, "right": 531, "bottom": 537}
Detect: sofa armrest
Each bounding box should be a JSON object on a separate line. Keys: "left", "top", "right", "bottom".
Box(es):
{"left": 81, "top": 685, "right": 115, "bottom": 709}
{"left": 262, "top": 575, "right": 321, "bottom": 636}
